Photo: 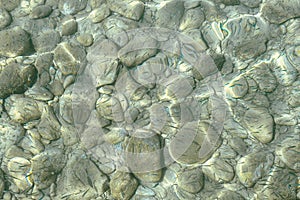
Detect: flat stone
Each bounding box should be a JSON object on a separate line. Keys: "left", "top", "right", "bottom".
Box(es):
{"left": 37, "top": 106, "right": 61, "bottom": 140}
{"left": 32, "top": 29, "right": 60, "bottom": 53}
{"left": 243, "top": 107, "right": 274, "bottom": 144}
{"left": 0, "top": 63, "right": 37, "bottom": 99}
{"left": 96, "top": 95, "right": 124, "bottom": 122}
{"left": 0, "top": 0, "right": 19, "bottom": 11}
{"left": 177, "top": 168, "right": 204, "bottom": 193}
{"left": 110, "top": 171, "right": 138, "bottom": 200}
{"left": 247, "top": 62, "right": 277, "bottom": 93}
{"left": 0, "top": 118, "right": 25, "bottom": 158}
{"left": 261, "top": 0, "right": 300, "bottom": 24}
{"left": 30, "top": 5, "right": 52, "bottom": 19}
{"left": 56, "top": 150, "right": 108, "bottom": 198}
{"left": 202, "top": 158, "right": 235, "bottom": 183}
{"left": 125, "top": 129, "right": 162, "bottom": 183}
{"left": 53, "top": 42, "right": 86, "bottom": 75}
{"left": 89, "top": 4, "right": 110, "bottom": 23}
{"left": 273, "top": 54, "right": 298, "bottom": 86}
{"left": 169, "top": 121, "right": 222, "bottom": 165}
{"left": 276, "top": 137, "right": 300, "bottom": 171}
{"left": 236, "top": 151, "right": 274, "bottom": 187}
{"left": 77, "top": 33, "right": 94, "bottom": 47}
{"left": 118, "top": 36, "right": 158, "bottom": 67}
{"left": 5, "top": 95, "right": 41, "bottom": 123}
{"left": 0, "top": 8, "right": 11, "bottom": 29}
{"left": 61, "top": 15, "right": 77, "bottom": 36}
{"left": 107, "top": 0, "right": 144, "bottom": 21}
{"left": 179, "top": 7, "right": 205, "bottom": 31}
{"left": 31, "top": 148, "right": 65, "bottom": 189}
{"left": 156, "top": 0, "right": 184, "bottom": 29}
{"left": 225, "top": 75, "right": 248, "bottom": 99}
{"left": 0, "top": 27, "right": 33, "bottom": 57}
{"left": 58, "top": 0, "right": 87, "bottom": 15}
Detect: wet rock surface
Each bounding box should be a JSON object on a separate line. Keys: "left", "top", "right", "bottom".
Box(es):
{"left": 0, "top": 0, "right": 298, "bottom": 199}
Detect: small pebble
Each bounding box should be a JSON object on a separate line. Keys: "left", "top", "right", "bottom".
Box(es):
{"left": 61, "top": 15, "right": 78, "bottom": 36}
{"left": 77, "top": 33, "right": 94, "bottom": 47}
{"left": 0, "top": 8, "right": 11, "bottom": 29}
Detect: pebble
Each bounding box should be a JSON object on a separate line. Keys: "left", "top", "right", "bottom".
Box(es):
{"left": 243, "top": 107, "right": 274, "bottom": 144}
{"left": 177, "top": 168, "right": 204, "bottom": 193}
{"left": 0, "top": 0, "right": 19, "bottom": 11}
{"left": 0, "top": 63, "right": 37, "bottom": 99}
{"left": 110, "top": 171, "right": 138, "bottom": 200}
{"left": 56, "top": 150, "right": 108, "bottom": 198}
{"left": 236, "top": 151, "right": 274, "bottom": 187}
{"left": 225, "top": 75, "right": 248, "bottom": 99}
{"left": 0, "top": 27, "right": 33, "bottom": 57}
{"left": 53, "top": 42, "right": 86, "bottom": 75}
{"left": 156, "top": 0, "right": 184, "bottom": 29}
{"left": 261, "top": 0, "right": 300, "bottom": 24}
{"left": 202, "top": 158, "right": 235, "bottom": 183}
{"left": 107, "top": 0, "right": 144, "bottom": 21}
{"left": 30, "top": 5, "right": 52, "bottom": 19}
{"left": 61, "top": 15, "right": 78, "bottom": 36}
{"left": 179, "top": 7, "right": 205, "bottom": 31}
{"left": 32, "top": 30, "right": 60, "bottom": 53}
{"left": 0, "top": 118, "right": 25, "bottom": 158}
{"left": 77, "top": 33, "right": 94, "bottom": 47}
{"left": 247, "top": 62, "right": 277, "bottom": 93}
{"left": 0, "top": 169, "right": 4, "bottom": 197}
{"left": 31, "top": 148, "right": 65, "bottom": 189}
{"left": 58, "top": 0, "right": 87, "bottom": 15}
{"left": 125, "top": 130, "right": 162, "bottom": 183}
{"left": 215, "top": 190, "right": 245, "bottom": 200}
{"left": 5, "top": 95, "right": 42, "bottom": 123}
{"left": 0, "top": 8, "right": 11, "bottom": 29}
{"left": 273, "top": 54, "right": 298, "bottom": 86}
{"left": 37, "top": 105, "right": 61, "bottom": 140}
{"left": 276, "top": 137, "right": 300, "bottom": 172}
{"left": 24, "top": 85, "right": 54, "bottom": 101}
{"left": 289, "top": 81, "right": 300, "bottom": 107}
{"left": 240, "top": 0, "right": 261, "bottom": 7}
{"left": 88, "top": 4, "right": 110, "bottom": 23}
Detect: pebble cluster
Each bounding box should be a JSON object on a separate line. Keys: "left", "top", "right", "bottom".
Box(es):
{"left": 0, "top": 0, "right": 299, "bottom": 200}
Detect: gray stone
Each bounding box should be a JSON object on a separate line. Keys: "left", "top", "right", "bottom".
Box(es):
{"left": 107, "top": 0, "right": 144, "bottom": 21}
{"left": 240, "top": 0, "right": 261, "bottom": 7}
{"left": 77, "top": 33, "right": 94, "bottom": 47}
{"left": 215, "top": 190, "right": 245, "bottom": 200}
{"left": 0, "top": 0, "right": 19, "bottom": 11}
{"left": 0, "top": 27, "right": 33, "bottom": 57}
{"left": 226, "top": 75, "right": 248, "bottom": 99}
{"left": 261, "top": 0, "right": 300, "bottom": 24}
{"left": 0, "top": 63, "right": 37, "bottom": 99}
{"left": 202, "top": 158, "right": 235, "bottom": 183}
{"left": 125, "top": 129, "right": 162, "bottom": 183}
{"left": 32, "top": 29, "right": 60, "bottom": 53}
{"left": 61, "top": 15, "right": 78, "bottom": 36}
{"left": 156, "top": 0, "right": 184, "bottom": 29}
{"left": 5, "top": 95, "right": 41, "bottom": 123}
{"left": 179, "top": 7, "right": 205, "bottom": 31}
{"left": 276, "top": 137, "right": 300, "bottom": 172}
{"left": 0, "top": 169, "right": 4, "bottom": 198}
{"left": 58, "top": 0, "right": 87, "bottom": 15}
{"left": 31, "top": 148, "right": 66, "bottom": 189}
{"left": 177, "top": 168, "right": 204, "bottom": 193}
{"left": 88, "top": 4, "right": 110, "bottom": 23}
{"left": 110, "top": 171, "right": 138, "bottom": 200}
{"left": 30, "top": 5, "right": 52, "bottom": 19}
{"left": 53, "top": 42, "right": 86, "bottom": 75}
{"left": 0, "top": 118, "right": 25, "bottom": 158}
{"left": 243, "top": 107, "right": 274, "bottom": 144}
{"left": 236, "top": 151, "right": 274, "bottom": 187}
{"left": 0, "top": 8, "right": 11, "bottom": 29}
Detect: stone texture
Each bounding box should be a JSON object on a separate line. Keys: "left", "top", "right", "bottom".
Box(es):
{"left": 261, "top": 0, "right": 300, "bottom": 24}
{"left": 0, "top": 63, "right": 37, "bottom": 99}
{"left": 58, "top": 0, "right": 87, "bottom": 15}
{"left": 243, "top": 107, "right": 274, "bottom": 144}
{"left": 32, "top": 29, "right": 60, "bottom": 53}
{"left": 30, "top": 5, "right": 52, "bottom": 19}
{"left": 0, "top": 0, "right": 19, "bottom": 11}
{"left": 179, "top": 7, "right": 205, "bottom": 31}
{"left": 110, "top": 171, "right": 138, "bottom": 200}
{"left": 177, "top": 168, "right": 204, "bottom": 194}
{"left": 0, "top": 27, "right": 33, "bottom": 57}
{"left": 53, "top": 42, "right": 86, "bottom": 75}
{"left": 202, "top": 158, "right": 235, "bottom": 183}
{"left": 5, "top": 95, "right": 41, "bottom": 123}
{"left": 0, "top": 8, "right": 11, "bottom": 29}
{"left": 77, "top": 33, "right": 94, "bottom": 47}
{"left": 156, "top": 0, "right": 185, "bottom": 29}
{"left": 236, "top": 151, "right": 274, "bottom": 187}
{"left": 61, "top": 15, "right": 78, "bottom": 36}
{"left": 89, "top": 4, "right": 110, "bottom": 23}
{"left": 107, "top": 0, "right": 144, "bottom": 21}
